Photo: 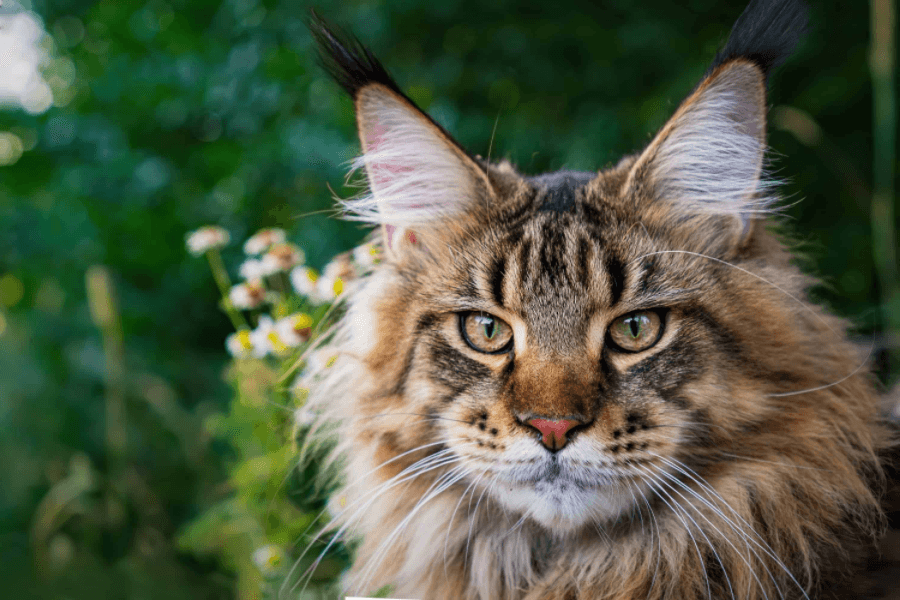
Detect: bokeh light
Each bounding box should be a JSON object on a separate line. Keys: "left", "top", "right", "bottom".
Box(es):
{"left": 0, "top": 10, "right": 55, "bottom": 114}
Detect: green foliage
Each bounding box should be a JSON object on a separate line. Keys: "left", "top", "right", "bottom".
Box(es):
{"left": 0, "top": 0, "right": 893, "bottom": 598}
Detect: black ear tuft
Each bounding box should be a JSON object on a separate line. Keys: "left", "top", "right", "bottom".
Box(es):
{"left": 710, "top": 0, "right": 809, "bottom": 78}
{"left": 307, "top": 10, "right": 404, "bottom": 100}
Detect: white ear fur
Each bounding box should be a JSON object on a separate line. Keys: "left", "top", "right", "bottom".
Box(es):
{"left": 341, "top": 84, "right": 488, "bottom": 250}
{"left": 631, "top": 61, "right": 776, "bottom": 219}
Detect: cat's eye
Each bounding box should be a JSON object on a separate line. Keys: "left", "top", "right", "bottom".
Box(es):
{"left": 607, "top": 310, "right": 664, "bottom": 353}
{"left": 459, "top": 312, "right": 513, "bottom": 354}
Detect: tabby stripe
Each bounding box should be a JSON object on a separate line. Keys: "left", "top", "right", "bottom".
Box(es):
{"left": 681, "top": 306, "right": 745, "bottom": 366}
{"left": 489, "top": 254, "right": 507, "bottom": 307}
{"left": 638, "top": 256, "right": 660, "bottom": 296}
{"left": 517, "top": 238, "right": 532, "bottom": 285}
{"left": 605, "top": 251, "right": 626, "bottom": 306}
{"left": 540, "top": 220, "right": 566, "bottom": 285}
{"left": 427, "top": 337, "right": 492, "bottom": 395}
{"left": 392, "top": 312, "right": 440, "bottom": 396}
{"left": 576, "top": 236, "right": 591, "bottom": 289}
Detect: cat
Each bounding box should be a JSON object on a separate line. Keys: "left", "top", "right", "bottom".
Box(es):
{"left": 299, "top": 0, "right": 896, "bottom": 598}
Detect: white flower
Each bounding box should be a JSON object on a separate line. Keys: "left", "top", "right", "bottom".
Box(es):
{"left": 290, "top": 266, "right": 319, "bottom": 297}
{"left": 352, "top": 242, "right": 382, "bottom": 270}
{"left": 275, "top": 313, "right": 313, "bottom": 347}
{"left": 252, "top": 545, "right": 284, "bottom": 574}
{"left": 304, "top": 348, "right": 338, "bottom": 376}
{"left": 315, "top": 273, "right": 341, "bottom": 301}
{"left": 249, "top": 316, "right": 276, "bottom": 356}
{"left": 316, "top": 255, "right": 355, "bottom": 301}
{"left": 249, "top": 316, "right": 299, "bottom": 356}
{"left": 238, "top": 258, "right": 277, "bottom": 280}
{"left": 185, "top": 226, "right": 230, "bottom": 256}
{"left": 260, "top": 242, "right": 304, "bottom": 273}
{"left": 243, "top": 228, "right": 286, "bottom": 255}
{"left": 225, "top": 330, "right": 255, "bottom": 358}
{"left": 291, "top": 349, "right": 338, "bottom": 396}
{"left": 229, "top": 279, "right": 266, "bottom": 310}
{"left": 293, "top": 405, "right": 317, "bottom": 428}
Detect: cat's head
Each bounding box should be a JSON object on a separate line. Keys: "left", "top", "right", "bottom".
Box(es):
{"left": 309, "top": 0, "right": 866, "bottom": 534}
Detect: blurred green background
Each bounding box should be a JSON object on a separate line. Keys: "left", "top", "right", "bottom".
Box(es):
{"left": 0, "top": 0, "right": 896, "bottom": 598}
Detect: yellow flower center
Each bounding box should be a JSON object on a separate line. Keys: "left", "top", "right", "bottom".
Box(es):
{"left": 237, "top": 330, "right": 253, "bottom": 350}
{"left": 266, "top": 331, "right": 288, "bottom": 354}
{"left": 291, "top": 313, "right": 313, "bottom": 330}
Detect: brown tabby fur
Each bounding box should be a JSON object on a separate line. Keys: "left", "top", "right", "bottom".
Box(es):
{"left": 302, "top": 3, "right": 895, "bottom": 599}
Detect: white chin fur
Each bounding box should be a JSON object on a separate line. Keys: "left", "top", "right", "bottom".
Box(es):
{"left": 485, "top": 438, "right": 637, "bottom": 532}
{"left": 491, "top": 479, "right": 633, "bottom": 532}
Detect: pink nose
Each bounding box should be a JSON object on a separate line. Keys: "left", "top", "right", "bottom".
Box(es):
{"left": 526, "top": 417, "right": 586, "bottom": 451}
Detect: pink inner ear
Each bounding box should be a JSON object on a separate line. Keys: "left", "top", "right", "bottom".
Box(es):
{"left": 381, "top": 226, "right": 418, "bottom": 251}
{"left": 384, "top": 224, "right": 397, "bottom": 250}
{"left": 365, "top": 121, "right": 413, "bottom": 188}
{"left": 364, "top": 118, "right": 425, "bottom": 251}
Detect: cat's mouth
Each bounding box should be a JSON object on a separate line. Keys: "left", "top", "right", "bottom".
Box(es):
{"left": 485, "top": 452, "right": 643, "bottom": 530}
{"left": 497, "top": 451, "right": 627, "bottom": 488}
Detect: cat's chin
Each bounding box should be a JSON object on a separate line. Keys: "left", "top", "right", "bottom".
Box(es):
{"left": 490, "top": 477, "right": 635, "bottom": 533}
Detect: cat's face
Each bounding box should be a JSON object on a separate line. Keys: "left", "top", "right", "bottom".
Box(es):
{"left": 309, "top": 36, "right": 795, "bottom": 530}
{"left": 355, "top": 153, "right": 794, "bottom": 531}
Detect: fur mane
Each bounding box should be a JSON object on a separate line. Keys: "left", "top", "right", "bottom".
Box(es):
{"left": 296, "top": 2, "right": 892, "bottom": 599}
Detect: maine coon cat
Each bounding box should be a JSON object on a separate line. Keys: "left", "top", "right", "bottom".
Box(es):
{"left": 298, "top": 0, "right": 894, "bottom": 598}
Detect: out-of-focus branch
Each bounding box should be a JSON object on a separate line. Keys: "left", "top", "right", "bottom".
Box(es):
{"left": 870, "top": 0, "right": 899, "bottom": 370}
{"left": 86, "top": 266, "right": 127, "bottom": 476}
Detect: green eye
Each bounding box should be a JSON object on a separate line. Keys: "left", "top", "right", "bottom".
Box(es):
{"left": 460, "top": 312, "right": 513, "bottom": 354}
{"left": 608, "top": 310, "right": 664, "bottom": 353}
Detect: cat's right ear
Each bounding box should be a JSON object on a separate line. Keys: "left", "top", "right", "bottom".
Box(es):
{"left": 623, "top": 0, "right": 808, "bottom": 252}
{"left": 309, "top": 13, "right": 494, "bottom": 261}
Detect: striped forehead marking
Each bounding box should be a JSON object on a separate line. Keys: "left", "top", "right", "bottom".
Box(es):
{"left": 531, "top": 170, "right": 595, "bottom": 214}
{"left": 485, "top": 216, "right": 627, "bottom": 315}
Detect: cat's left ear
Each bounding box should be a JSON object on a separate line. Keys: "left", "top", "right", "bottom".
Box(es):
{"left": 625, "top": 0, "right": 808, "bottom": 250}
{"left": 309, "top": 13, "right": 494, "bottom": 261}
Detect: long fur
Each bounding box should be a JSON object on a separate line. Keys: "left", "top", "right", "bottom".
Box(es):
{"left": 298, "top": 2, "right": 892, "bottom": 599}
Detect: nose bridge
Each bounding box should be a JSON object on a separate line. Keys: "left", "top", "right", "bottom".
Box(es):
{"left": 508, "top": 351, "right": 594, "bottom": 421}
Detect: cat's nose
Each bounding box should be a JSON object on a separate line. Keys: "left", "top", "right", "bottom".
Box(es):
{"left": 525, "top": 416, "right": 589, "bottom": 451}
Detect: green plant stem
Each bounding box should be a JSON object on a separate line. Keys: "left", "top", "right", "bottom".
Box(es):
{"left": 86, "top": 266, "right": 127, "bottom": 478}
{"left": 206, "top": 248, "right": 249, "bottom": 331}
{"left": 870, "top": 0, "right": 899, "bottom": 373}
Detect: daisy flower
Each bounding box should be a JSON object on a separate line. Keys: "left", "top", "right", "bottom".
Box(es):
{"left": 290, "top": 266, "right": 319, "bottom": 297}
{"left": 291, "top": 348, "right": 338, "bottom": 397}
{"left": 185, "top": 226, "right": 230, "bottom": 256}
{"left": 249, "top": 316, "right": 300, "bottom": 356}
{"left": 252, "top": 545, "right": 284, "bottom": 575}
{"left": 243, "top": 228, "right": 286, "bottom": 255}
{"left": 225, "top": 330, "right": 256, "bottom": 358}
{"left": 261, "top": 242, "right": 305, "bottom": 273}
{"left": 304, "top": 348, "right": 338, "bottom": 375}
{"left": 229, "top": 279, "right": 266, "bottom": 310}
{"left": 238, "top": 257, "right": 278, "bottom": 280}
{"left": 293, "top": 405, "right": 317, "bottom": 428}
{"left": 352, "top": 241, "right": 382, "bottom": 270}
{"left": 275, "top": 313, "right": 314, "bottom": 347}
{"left": 316, "top": 255, "right": 355, "bottom": 300}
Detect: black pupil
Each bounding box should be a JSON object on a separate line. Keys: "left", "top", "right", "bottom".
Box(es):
{"left": 629, "top": 317, "right": 641, "bottom": 338}
{"left": 480, "top": 316, "right": 496, "bottom": 339}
